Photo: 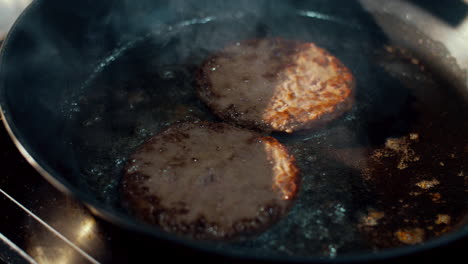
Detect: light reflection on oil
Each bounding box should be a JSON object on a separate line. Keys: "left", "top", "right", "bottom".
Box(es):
{"left": 76, "top": 218, "right": 96, "bottom": 242}
{"left": 27, "top": 208, "right": 102, "bottom": 264}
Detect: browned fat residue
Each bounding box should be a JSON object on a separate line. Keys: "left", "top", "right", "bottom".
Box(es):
{"left": 395, "top": 228, "right": 425, "bottom": 244}
{"left": 361, "top": 210, "right": 385, "bottom": 227}
{"left": 430, "top": 192, "right": 442, "bottom": 202}
{"left": 409, "top": 133, "right": 419, "bottom": 140}
{"left": 370, "top": 135, "right": 420, "bottom": 170}
{"left": 435, "top": 214, "right": 451, "bottom": 225}
{"left": 415, "top": 179, "right": 440, "bottom": 189}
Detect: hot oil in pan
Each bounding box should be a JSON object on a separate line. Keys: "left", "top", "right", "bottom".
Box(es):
{"left": 68, "top": 14, "right": 468, "bottom": 257}
{"left": 354, "top": 46, "right": 468, "bottom": 248}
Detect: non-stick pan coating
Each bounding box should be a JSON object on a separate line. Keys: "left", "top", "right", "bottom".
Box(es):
{"left": 0, "top": 0, "right": 467, "bottom": 261}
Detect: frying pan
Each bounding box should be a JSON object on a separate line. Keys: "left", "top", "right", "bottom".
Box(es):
{"left": 0, "top": 0, "right": 467, "bottom": 262}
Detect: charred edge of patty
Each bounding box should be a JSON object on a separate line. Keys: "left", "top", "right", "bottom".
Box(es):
{"left": 262, "top": 43, "right": 355, "bottom": 132}
{"left": 278, "top": 87, "right": 355, "bottom": 133}
{"left": 125, "top": 191, "right": 287, "bottom": 240}
{"left": 195, "top": 38, "right": 355, "bottom": 133}
{"left": 196, "top": 82, "right": 355, "bottom": 134}
{"left": 261, "top": 136, "right": 300, "bottom": 199}
{"left": 296, "top": 56, "right": 356, "bottom": 132}
{"left": 120, "top": 121, "right": 299, "bottom": 239}
{"left": 121, "top": 172, "right": 291, "bottom": 240}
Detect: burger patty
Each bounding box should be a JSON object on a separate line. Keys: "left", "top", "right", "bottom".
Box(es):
{"left": 121, "top": 122, "right": 299, "bottom": 239}
{"left": 196, "top": 38, "right": 355, "bottom": 133}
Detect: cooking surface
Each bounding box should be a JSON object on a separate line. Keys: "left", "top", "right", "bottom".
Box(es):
{"left": 0, "top": 109, "right": 467, "bottom": 264}
{"left": 65, "top": 12, "right": 467, "bottom": 257}
{"left": 1, "top": 1, "right": 468, "bottom": 263}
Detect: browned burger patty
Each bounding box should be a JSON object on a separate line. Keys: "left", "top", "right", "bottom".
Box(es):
{"left": 121, "top": 122, "right": 299, "bottom": 240}
{"left": 196, "top": 38, "right": 355, "bottom": 133}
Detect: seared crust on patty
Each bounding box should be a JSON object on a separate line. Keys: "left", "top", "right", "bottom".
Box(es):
{"left": 196, "top": 38, "right": 355, "bottom": 133}
{"left": 121, "top": 122, "right": 299, "bottom": 239}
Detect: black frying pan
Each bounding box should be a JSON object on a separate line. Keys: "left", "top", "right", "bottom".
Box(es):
{"left": 1, "top": 0, "right": 467, "bottom": 262}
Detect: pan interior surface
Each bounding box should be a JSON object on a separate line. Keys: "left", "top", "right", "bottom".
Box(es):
{"left": 66, "top": 11, "right": 468, "bottom": 258}
{"left": 0, "top": 0, "right": 466, "bottom": 260}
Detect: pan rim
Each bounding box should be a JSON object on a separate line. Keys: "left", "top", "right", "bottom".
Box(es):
{"left": 0, "top": 0, "right": 467, "bottom": 262}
